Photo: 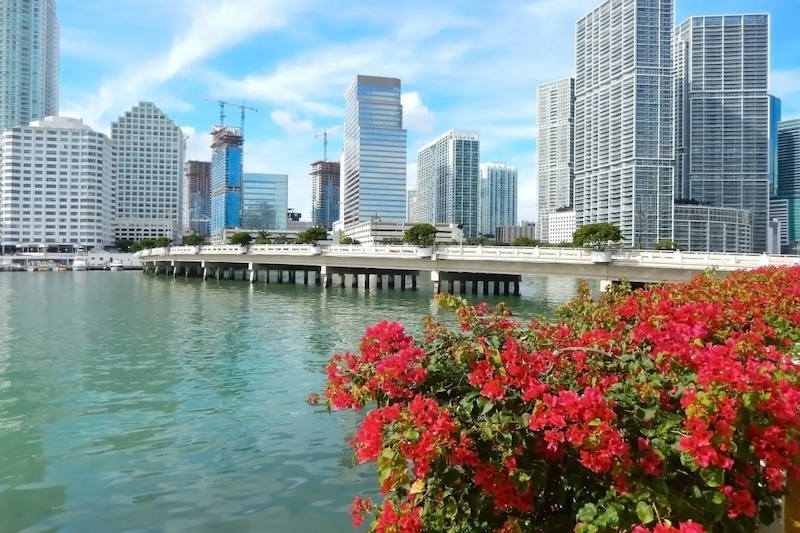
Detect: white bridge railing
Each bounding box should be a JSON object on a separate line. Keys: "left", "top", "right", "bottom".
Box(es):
{"left": 137, "top": 245, "right": 800, "bottom": 271}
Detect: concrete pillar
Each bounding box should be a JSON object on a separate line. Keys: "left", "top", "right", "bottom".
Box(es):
{"left": 352, "top": 274, "right": 359, "bottom": 288}
{"left": 289, "top": 271, "right": 296, "bottom": 284}
{"left": 173, "top": 262, "right": 178, "bottom": 278}
{"left": 483, "top": 280, "right": 489, "bottom": 295}
{"left": 216, "top": 267, "right": 221, "bottom": 281}
{"left": 412, "top": 275, "right": 417, "bottom": 290}
{"left": 364, "top": 273, "right": 370, "bottom": 290}
{"left": 447, "top": 280, "right": 455, "bottom": 294}
{"left": 377, "top": 274, "right": 383, "bottom": 289}
{"left": 249, "top": 269, "right": 257, "bottom": 284}
{"left": 513, "top": 281, "right": 520, "bottom": 296}
{"left": 277, "top": 270, "right": 283, "bottom": 283}
{"left": 459, "top": 280, "right": 466, "bottom": 294}
{"left": 340, "top": 273, "right": 346, "bottom": 288}
{"left": 304, "top": 271, "right": 309, "bottom": 285}
{"left": 203, "top": 267, "right": 209, "bottom": 281}
{"left": 388, "top": 275, "right": 396, "bottom": 289}
{"left": 265, "top": 270, "right": 270, "bottom": 284}
{"left": 494, "top": 280, "right": 500, "bottom": 295}
{"left": 322, "top": 265, "right": 331, "bottom": 288}
{"left": 504, "top": 281, "right": 510, "bottom": 296}
{"left": 401, "top": 275, "right": 407, "bottom": 291}
{"left": 315, "top": 271, "right": 321, "bottom": 286}
{"left": 472, "top": 280, "right": 478, "bottom": 294}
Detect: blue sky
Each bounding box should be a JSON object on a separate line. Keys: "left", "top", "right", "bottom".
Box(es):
{"left": 58, "top": 0, "right": 800, "bottom": 221}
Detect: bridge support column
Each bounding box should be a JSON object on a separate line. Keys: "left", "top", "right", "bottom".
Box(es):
{"left": 364, "top": 273, "right": 370, "bottom": 290}
{"left": 494, "top": 281, "right": 500, "bottom": 295}
{"left": 352, "top": 274, "right": 358, "bottom": 288}
{"left": 377, "top": 274, "right": 383, "bottom": 289}
{"left": 249, "top": 263, "right": 257, "bottom": 284}
{"left": 278, "top": 270, "right": 284, "bottom": 283}
{"left": 483, "top": 280, "right": 489, "bottom": 295}
{"left": 400, "top": 275, "right": 407, "bottom": 291}
{"left": 412, "top": 275, "right": 417, "bottom": 291}
{"left": 447, "top": 279, "right": 455, "bottom": 294}
{"left": 388, "top": 275, "right": 395, "bottom": 290}
{"left": 459, "top": 280, "right": 466, "bottom": 295}
{"left": 304, "top": 271, "right": 309, "bottom": 285}
{"left": 514, "top": 281, "right": 520, "bottom": 296}
{"left": 321, "top": 266, "right": 331, "bottom": 288}
{"left": 340, "top": 273, "right": 346, "bottom": 288}
{"left": 504, "top": 281, "right": 510, "bottom": 296}
{"left": 431, "top": 271, "right": 439, "bottom": 294}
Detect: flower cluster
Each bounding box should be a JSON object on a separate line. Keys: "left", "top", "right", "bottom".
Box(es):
{"left": 324, "top": 266, "right": 800, "bottom": 533}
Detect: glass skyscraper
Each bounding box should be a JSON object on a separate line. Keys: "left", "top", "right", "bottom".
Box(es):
{"left": 210, "top": 126, "right": 243, "bottom": 237}
{"left": 342, "top": 75, "right": 407, "bottom": 227}
{"left": 776, "top": 120, "right": 800, "bottom": 253}
{"left": 311, "top": 160, "right": 340, "bottom": 230}
{"left": 242, "top": 173, "right": 288, "bottom": 231}
{"left": 478, "top": 162, "right": 518, "bottom": 237}
{"left": 0, "top": 0, "right": 59, "bottom": 129}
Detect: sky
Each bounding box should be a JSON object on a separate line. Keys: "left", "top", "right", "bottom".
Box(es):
{"left": 58, "top": 0, "right": 800, "bottom": 223}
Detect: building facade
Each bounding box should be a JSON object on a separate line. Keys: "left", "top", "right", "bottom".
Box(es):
{"left": 674, "top": 14, "right": 771, "bottom": 252}
{"left": 339, "top": 221, "right": 459, "bottom": 246}
{"left": 478, "top": 162, "right": 517, "bottom": 237}
{"left": 574, "top": 0, "right": 674, "bottom": 248}
{"left": 415, "top": 129, "right": 480, "bottom": 237}
{"left": 185, "top": 160, "right": 210, "bottom": 236}
{"left": 112, "top": 102, "right": 185, "bottom": 242}
{"left": 496, "top": 222, "right": 536, "bottom": 246}
{"left": 342, "top": 75, "right": 407, "bottom": 227}
{"left": 406, "top": 189, "right": 417, "bottom": 222}
{"left": 0, "top": 0, "right": 59, "bottom": 130}
{"left": 242, "top": 173, "right": 288, "bottom": 231}
{"left": 0, "top": 116, "right": 114, "bottom": 250}
{"left": 776, "top": 119, "right": 800, "bottom": 253}
{"left": 673, "top": 204, "right": 753, "bottom": 253}
{"left": 548, "top": 211, "right": 576, "bottom": 244}
{"left": 536, "top": 78, "right": 574, "bottom": 242}
{"left": 310, "top": 160, "right": 340, "bottom": 230}
{"left": 210, "top": 125, "right": 243, "bottom": 237}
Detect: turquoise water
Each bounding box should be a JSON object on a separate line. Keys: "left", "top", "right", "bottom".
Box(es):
{"left": 0, "top": 272, "right": 594, "bottom": 533}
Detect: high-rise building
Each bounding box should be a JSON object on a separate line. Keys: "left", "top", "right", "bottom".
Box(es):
{"left": 342, "top": 75, "right": 407, "bottom": 227}
{"left": 415, "top": 129, "right": 480, "bottom": 237}
{"left": 674, "top": 14, "right": 771, "bottom": 252}
{"left": 574, "top": 0, "right": 674, "bottom": 248}
{"left": 311, "top": 160, "right": 340, "bottom": 230}
{"left": 478, "top": 162, "right": 517, "bottom": 237}
{"left": 0, "top": 0, "right": 59, "bottom": 130}
{"left": 406, "top": 189, "right": 417, "bottom": 222}
{"left": 0, "top": 117, "right": 114, "bottom": 250}
{"left": 185, "top": 160, "right": 211, "bottom": 237}
{"left": 536, "top": 78, "right": 574, "bottom": 242}
{"left": 242, "top": 173, "right": 288, "bottom": 231}
{"left": 776, "top": 119, "right": 800, "bottom": 253}
{"left": 673, "top": 204, "right": 753, "bottom": 253}
{"left": 210, "top": 125, "right": 243, "bottom": 237}
{"left": 112, "top": 102, "right": 185, "bottom": 242}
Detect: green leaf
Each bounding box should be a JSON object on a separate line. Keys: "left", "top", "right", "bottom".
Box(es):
{"left": 444, "top": 497, "right": 458, "bottom": 519}
{"left": 700, "top": 467, "right": 724, "bottom": 488}
{"left": 636, "top": 501, "right": 654, "bottom": 525}
{"left": 576, "top": 503, "right": 598, "bottom": 522}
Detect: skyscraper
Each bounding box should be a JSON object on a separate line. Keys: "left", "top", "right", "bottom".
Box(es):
{"left": 536, "top": 78, "right": 574, "bottom": 242}
{"left": 112, "top": 102, "right": 185, "bottom": 242}
{"left": 776, "top": 119, "right": 800, "bottom": 253}
{"left": 674, "top": 14, "right": 771, "bottom": 252}
{"left": 574, "top": 0, "right": 674, "bottom": 248}
{"left": 478, "top": 162, "right": 518, "bottom": 237}
{"left": 185, "top": 160, "right": 211, "bottom": 236}
{"left": 342, "top": 75, "right": 407, "bottom": 227}
{"left": 0, "top": 0, "right": 59, "bottom": 130}
{"left": 415, "top": 129, "right": 480, "bottom": 237}
{"left": 210, "top": 125, "right": 243, "bottom": 238}
{"left": 406, "top": 189, "right": 417, "bottom": 222}
{"left": 311, "top": 160, "right": 340, "bottom": 230}
{"left": 242, "top": 173, "right": 288, "bottom": 231}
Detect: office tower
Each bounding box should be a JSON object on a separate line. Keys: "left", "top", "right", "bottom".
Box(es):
{"left": 185, "top": 160, "right": 211, "bottom": 236}
{"left": 574, "top": 0, "right": 674, "bottom": 248}
{"left": 478, "top": 162, "right": 517, "bottom": 237}
{"left": 406, "top": 189, "right": 417, "bottom": 222}
{"left": 0, "top": 116, "right": 113, "bottom": 249}
{"left": 311, "top": 160, "right": 340, "bottom": 230}
{"left": 342, "top": 75, "right": 407, "bottom": 227}
{"left": 112, "top": 102, "right": 185, "bottom": 242}
{"left": 536, "top": 78, "right": 574, "bottom": 242}
{"left": 242, "top": 173, "right": 288, "bottom": 230}
{"left": 210, "top": 125, "right": 243, "bottom": 237}
{"left": 674, "top": 14, "right": 771, "bottom": 252}
{"left": 775, "top": 119, "right": 800, "bottom": 253}
{"left": 0, "top": 0, "right": 59, "bottom": 130}
{"left": 415, "top": 129, "right": 480, "bottom": 237}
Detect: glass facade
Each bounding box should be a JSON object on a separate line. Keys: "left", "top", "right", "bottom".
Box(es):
{"left": 777, "top": 120, "right": 800, "bottom": 252}
{"left": 673, "top": 204, "right": 753, "bottom": 253}
{"left": 478, "top": 162, "right": 517, "bottom": 237}
{"left": 210, "top": 126, "right": 243, "bottom": 237}
{"left": 342, "top": 75, "right": 407, "bottom": 227}
{"left": 242, "top": 173, "right": 288, "bottom": 230}
{"left": 310, "top": 160, "right": 340, "bottom": 230}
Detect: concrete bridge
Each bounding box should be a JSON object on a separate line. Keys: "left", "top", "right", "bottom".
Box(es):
{"left": 137, "top": 244, "right": 800, "bottom": 295}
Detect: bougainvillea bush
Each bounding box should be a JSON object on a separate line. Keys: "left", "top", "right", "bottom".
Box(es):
{"left": 324, "top": 266, "right": 800, "bottom": 533}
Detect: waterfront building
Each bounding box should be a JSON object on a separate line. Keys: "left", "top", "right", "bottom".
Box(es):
{"left": 112, "top": 102, "right": 185, "bottom": 242}
{"left": 574, "top": 0, "right": 674, "bottom": 248}
{"left": 548, "top": 211, "right": 576, "bottom": 244}
{"left": 185, "top": 160, "right": 210, "bottom": 236}
{"left": 776, "top": 119, "right": 800, "bottom": 253}
{"left": 673, "top": 204, "right": 753, "bottom": 253}
{"left": 210, "top": 125, "right": 243, "bottom": 237}
{"left": 0, "top": 116, "right": 114, "bottom": 250}
{"left": 242, "top": 173, "right": 288, "bottom": 231}
{"left": 478, "top": 162, "right": 517, "bottom": 237}
{"left": 496, "top": 222, "right": 536, "bottom": 246}
{"left": 406, "top": 189, "right": 417, "bottom": 222}
{"left": 415, "top": 129, "right": 480, "bottom": 237}
{"left": 310, "top": 160, "right": 340, "bottom": 230}
{"left": 674, "top": 14, "right": 771, "bottom": 252}
{"left": 536, "top": 78, "right": 574, "bottom": 242}
{"left": 342, "top": 75, "right": 407, "bottom": 227}
{"left": 339, "top": 220, "right": 459, "bottom": 246}
{"left": 0, "top": 0, "right": 59, "bottom": 130}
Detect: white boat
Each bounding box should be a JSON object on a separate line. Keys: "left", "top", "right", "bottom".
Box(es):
{"left": 108, "top": 259, "right": 124, "bottom": 271}
{"left": 72, "top": 248, "right": 89, "bottom": 271}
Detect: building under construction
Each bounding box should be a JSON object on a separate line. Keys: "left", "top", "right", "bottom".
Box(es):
{"left": 210, "top": 125, "right": 244, "bottom": 237}
{"left": 311, "top": 160, "right": 341, "bottom": 230}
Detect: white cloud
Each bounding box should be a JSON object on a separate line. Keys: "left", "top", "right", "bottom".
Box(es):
{"left": 181, "top": 126, "right": 213, "bottom": 162}
{"left": 401, "top": 92, "right": 435, "bottom": 132}
{"left": 270, "top": 110, "right": 314, "bottom": 134}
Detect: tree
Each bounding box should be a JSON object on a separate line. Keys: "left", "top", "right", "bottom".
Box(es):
{"left": 340, "top": 235, "right": 361, "bottom": 245}
{"left": 466, "top": 236, "right": 495, "bottom": 246}
{"left": 184, "top": 234, "right": 205, "bottom": 246}
{"left": 154, "top": 237, "right": 171, "bottom": 248}
{"left": 572, "top": 222, "right": 622, "bottom": 251}
{"left": 296, "top": 226, "right": 328, "bottom": 245}
{"left": 403, "top": 223, "right": 437, "bottom": 247}
{"left": 272, "top": 233, "right": 291, "bottom": 245}
{"left": 255, "top": 230, "right": 270, "bottom": 245}
{"left": 511, "top": 236, "right": 541, "bottom": 247}
{"left": 229, "top": 232, "right": 253, "bottom": 245}
{"left": 655, "top": 239, "right": 680, "bottom": 251}
{"left": 139, "top": 238, "right": 156, "bottom": 249}
{"left": 129, "top": 242, "right": 143, "bottom": 252}
{"left": 116, "top": 239, "right": 134, "bottom": 253}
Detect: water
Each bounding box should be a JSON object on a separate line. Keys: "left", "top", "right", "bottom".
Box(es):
{"left": 0, "top": 271, "right": 595, "bottom": 533}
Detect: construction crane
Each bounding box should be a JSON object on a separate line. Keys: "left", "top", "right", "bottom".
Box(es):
{"left": 314, "top": 126, "right": 342, "bottom": 161}
{"left": 204, "top": 99, "right": 259, "bottom": 137}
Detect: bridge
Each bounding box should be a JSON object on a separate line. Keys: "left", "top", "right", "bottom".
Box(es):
{"left": 137, "top": 244, "right": 800, "bottom": 295}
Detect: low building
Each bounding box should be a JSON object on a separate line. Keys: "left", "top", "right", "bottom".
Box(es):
{"left": 496, "top": 222, "right": 536, "bottom": 245}
{"left": 673, "top": 205, "right": 753, "bottom": 253}
{"left": 339, "top": 221, "right": 459, "bottom": 246}
{"left": 242, "top": 173, "right": 288, "bottom": 231}
{"left": 547, "top": 211, "right": 576, "bottom": 244}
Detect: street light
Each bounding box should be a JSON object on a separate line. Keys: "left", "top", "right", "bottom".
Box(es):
{"left": 371, "top": 213, "right": 381, "bottom": 245}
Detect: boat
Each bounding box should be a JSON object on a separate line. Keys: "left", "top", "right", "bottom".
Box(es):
{"left": 109, "top": 259, "right": 124, "bottom": 271}
{"left": 72, "top": 248, "right": 89, "bottom": 271}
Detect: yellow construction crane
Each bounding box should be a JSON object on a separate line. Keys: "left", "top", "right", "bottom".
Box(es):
{"left": 314, "top": 126, "right": 342, "bottom": 161}
{"left": 204, "top": 99, "right": 259, "bottom": 138}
